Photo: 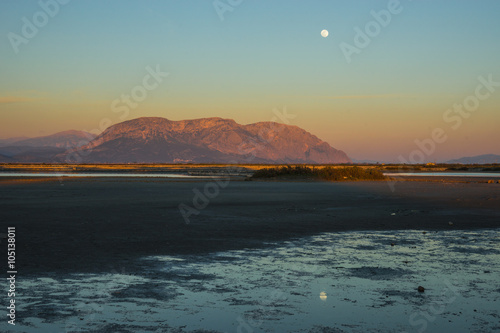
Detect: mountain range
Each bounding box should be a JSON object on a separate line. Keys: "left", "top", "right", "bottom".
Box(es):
{"left": 0, "top": 130, "right": 95, "bottom": 162}
{"left": 1, "top": 117, "right": 351, "bottom": 164}
{"left": 447, "top": 154, "right": 500, "bottom": 164}
{"left": 4, "top": 130, "right": 94, "bottom": 148}
{"left": 3, "top": 119, "right": 500, "bottom": 165}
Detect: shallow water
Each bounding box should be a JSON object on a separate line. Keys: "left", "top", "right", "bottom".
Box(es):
{"left": 8, "top": 229, "right": 500, "bottom": 333}
{"left": 0, "top": 172, "right": 212, "bottom": 178}
{"left": 384, "top": 172, "right": 500, "bottom": 178}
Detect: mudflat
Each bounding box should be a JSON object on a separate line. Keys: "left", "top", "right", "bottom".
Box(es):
{"left": 1, "top": 177, "right": 499, "bottom": 276}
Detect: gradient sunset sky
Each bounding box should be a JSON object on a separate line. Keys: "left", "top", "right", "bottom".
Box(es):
{"left": 1, "top": 0, "right": 499, "bottom": 162}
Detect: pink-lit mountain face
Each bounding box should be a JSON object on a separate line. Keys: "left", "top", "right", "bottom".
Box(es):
{"left": 59, "top": 117, "right": 351, "bottom": 164}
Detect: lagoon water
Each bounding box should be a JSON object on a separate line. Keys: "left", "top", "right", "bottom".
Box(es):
{"left": 10, "top": 229, "right": 500, "bottom": 333}
{"left": 0, "top": 172, "right": 210, "bottom": 178}
{"left": 1, "top": 171, "right": 499, "bottom": 179}
{"left": 384, "top": 172, "right": 500, "bottom": 178}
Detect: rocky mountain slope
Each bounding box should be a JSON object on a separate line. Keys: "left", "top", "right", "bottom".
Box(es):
{"left": 59, "top": 117, "right": 351, "bottom": 164}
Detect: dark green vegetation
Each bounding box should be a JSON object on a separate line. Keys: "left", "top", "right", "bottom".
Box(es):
{"left": 251, "top": 165, "right": 386, "bottom": 181}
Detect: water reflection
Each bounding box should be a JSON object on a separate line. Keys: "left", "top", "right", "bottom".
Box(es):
{"left": 14, "top": 229, "right": 500, "bottom": 333}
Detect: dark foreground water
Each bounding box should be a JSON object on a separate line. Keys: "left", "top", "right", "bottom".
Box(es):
{"left": 6, "top": 229, "right": 500, "bottom": 333}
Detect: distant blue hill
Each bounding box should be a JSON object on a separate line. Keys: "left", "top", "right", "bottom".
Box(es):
{"left": 447, "top": 154, "right": 500, "bottom": 164}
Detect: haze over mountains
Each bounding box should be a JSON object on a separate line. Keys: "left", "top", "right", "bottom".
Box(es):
{"left": 0, "top": 136, "right": 29, "bottom": 146}
{"left": 1, "top": 117, "right": 351, "bottom": 164}
{"left": 447, "top": 154, "right": 500, "bottom": 164}
{"left": 0, "top": 130, "right": 95, "bottom": 162}
{"left": 4, "top": 130, "right": 94, "bottom": 148}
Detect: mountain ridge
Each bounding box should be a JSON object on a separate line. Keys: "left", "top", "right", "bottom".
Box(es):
{"left": 447, "top": 154, "right": 500, "bottom": 164}
{"left": 0, "top": 130, "right": 95, "bottom": 162}
{"left": 59, "top": 116, "right": 351, "bottom": 164}
{"left": 2, "top": 130, "right": 95, "bottom": 148}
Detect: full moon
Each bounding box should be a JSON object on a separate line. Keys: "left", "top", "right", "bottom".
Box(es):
{"left": 321, "top": 29, "right": 329, "bottom": 38}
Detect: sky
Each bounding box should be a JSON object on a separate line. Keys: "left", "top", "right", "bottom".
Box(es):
{"left": 0, "top": 0, "right": 499, "bottom": 162}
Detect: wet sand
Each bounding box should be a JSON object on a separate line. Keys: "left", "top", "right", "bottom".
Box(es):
{"left": 1, "top": 177, "right": 499, "bottom": 276}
